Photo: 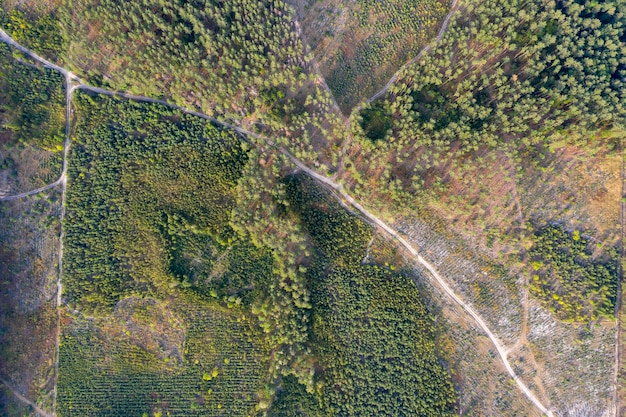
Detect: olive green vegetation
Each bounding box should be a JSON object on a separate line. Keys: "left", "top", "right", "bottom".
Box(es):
{"left": 61, "top": 93, "right": 457, "bottom": 415}
{"left": 0, "top": 0, "right": 344, "bottom": 167}
{"left": 64, "top": 92, "right": 318, "bottom": 400}
{"left": 384, "top": 0, "right": 625, "bottom": 154}
{"left": 348, "top": 0, "right": 626, "bottom": 204}
{"left": 0, "top": 4, "right": 66, "bottom": 59}
{"left": 58, "top": 295, "right": 269, "bottom": 417}
{"left": 59, "top": 93, "right": 289, "bottom": 416}
{"left": 0, "top": 41, "right": 65, "bottom": 152}
{"left": 268, "top": 376, "right": 323, "bottom": 417}
{"left": 278, "top": 174, "right": 457, "bottom": 416}
{"left": 62, "top": 93, "right": 302, "bottom": 414}
{"left": 529, "top": 225, "right": 619, "bottom": 322}
{"left": 63, "top": 92, "right": 250, "bottom": 313}
{"left": 55, "top": 0, "right": 305, "bottom": 119}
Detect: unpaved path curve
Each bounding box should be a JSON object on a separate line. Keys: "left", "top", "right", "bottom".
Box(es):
{"left": 0, "top": 376, "right": 54, "bottom": 417}
{"left": 0, "top": 29, "right": 78, "bottom": 81}
{"left": 283, "top": 151, "right": 554, "bottom": 416}
{"left": 0, "top": 29, "right": 554, "bottom": 417}
{"left": 0, "top": 177, "right": 64, "bottom": 201}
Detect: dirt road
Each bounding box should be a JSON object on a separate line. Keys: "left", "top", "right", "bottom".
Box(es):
{"left": 0, "top": 376, "right": 53, "bottom": 417}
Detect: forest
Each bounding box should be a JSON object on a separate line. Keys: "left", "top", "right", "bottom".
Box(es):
{"left": 58, "top": 92, "right": 457, "bottom": 415}
{"left": 63, "top": 93, "right": 250, "bottom": 311}
{"left": 529, "top": 225, "right": 619, "bottom": 322}
{"left": 381, "top": 0, "right": 625, "bottom": 154}
{"left": 0, "top": 0, "right": 624, "bottom": 415}
{"left": 0, "top": 5, "right": 66, "bottom": 59}
{"left": 0, "top": 41, "right": 65, "bottom": 151}
{"left": 58, "top": 294, "right": 270, "bottom": 416}
{"left": 346, "top": 0, "right": 626, "bottom": 218}
{"left": 296, "top": 0, "right": 450, "bottom": 111}
{"left": 56, "top": 0, "right": 307, "bottom": 121}
{"left": 278, "top": 174, "right": 457, "bottom": 416}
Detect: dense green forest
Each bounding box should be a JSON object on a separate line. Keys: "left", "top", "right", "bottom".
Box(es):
{"left": 61, "top": 93, "right": 457, "bottom": 415}
{"left": 56, "top": 0, "right": 306, "bottom": 119}
{"left": 64, "top": 93, "right": 249, "bottom": 311}
{"left": 347, "top": 0, "right": 626, "bottom": 208}
{"left": 383, "top": 0, "right": 625, "bottom": 152}
{"left": 278, "top": 174, "right": 457, "bottom": 416}
{"left": 0, "top": 41, "right": 65, "bottom": 151}
{"left": 0, "top": 5, "right": 66, "bottom": 59}
{"left": 529, "top": 225, "right": 619, "bottom": 322}
{"left": 2, "top": 0, "right": 625, "bottom": 415}
{"left": 63, "top": 93, "right": 317, "bottom": 410}
{"left": 58, "top": 295, "right": 269, "bottom": 416}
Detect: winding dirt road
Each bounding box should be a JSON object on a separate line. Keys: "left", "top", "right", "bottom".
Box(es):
{"left": 0, "top": 177, "right": 64, "bottom": 201}
{"left": 0, "top": 376, "right": 53, "bottom": 417}
{"left": 0, "top": 24, "right": 555, "bottom": 417}
{"left": 284, "top": 151, "right": 554, "bottom": 416}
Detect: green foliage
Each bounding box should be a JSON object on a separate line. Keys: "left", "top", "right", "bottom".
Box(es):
{"left": 63, "top": 93, "right": 249, "bottom": 312}
{"left": 285, "top": 173, "right": 372, "bottom": 266}
{"left": 0, "top": 5, "right": 66, "bottom": 59}
{"left": 268, "top": 375, "right": 324, "bottom": 417}
{"left": 57, "top": 0, "right": 306, "bottom": 118}
{"left": 355, "top": 0, "right": 626, "bottom": 200}
{"left": 0, "top": 42, "right": 65, "bottom": 151}
{"left": 390, "top": 0, "right": 626, "bottom": 152}
{"left": 284, "top": 174, "right": 457, "bottom": 416}
{"left": 529, "top": 225, "right": 619, "bottom": 322}
{"left": 230, "top": 154, "right": 316, "bottom": 387}
{"left": 321, "top": 0, "right": 449, "bottom": 110}
{"left": 312, "top": 265, "right": 457, "bottom": 416}
{"left": 63, "top": 94, "right": 316, "bottom": 405}
{"left": 358, "top": 101, "right": 392, "bottom": 142}
{"left": 58, "top": 296, "right": 268, "bottom": 417}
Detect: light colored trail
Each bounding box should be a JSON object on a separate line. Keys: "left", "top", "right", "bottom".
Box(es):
{"left": 285, "top": 153, "right": 553, "bottom": 417}
{"left": 0, "top": 177, "right": 63, "bottom": 201}
{"left": 50, "top": 73, "right": 74, "bottom": 416}
{"left": 367, "top": 0, "right": 460, "bottom": 104}
{"left": 0, "top": 27, "right": 77, "bottom": 203}
{"left": 0, "top": 27, "right": 554, "bottom": 417}
{"left": 0, "top": 29, "right": 78, "bottom": 81}
{"left": 0, "top": 376, "right": 53, "bottom": 417}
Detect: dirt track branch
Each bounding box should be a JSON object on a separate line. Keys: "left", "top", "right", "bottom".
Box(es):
{"left": 0, "top": 178, "right": 63, "bottom": 201}
{"left": 0, "top": 376, "right": 53, "bottom": 417}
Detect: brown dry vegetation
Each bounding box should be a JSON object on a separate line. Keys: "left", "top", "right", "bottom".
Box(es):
{"left": 0, "top": 144, "right": 61, "bottom": 197}
{"left": 0, "top": 190, "right": 61, "bottom": 416}
{"left": 0, "top": 0, "right": 62, "bottom": 17}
